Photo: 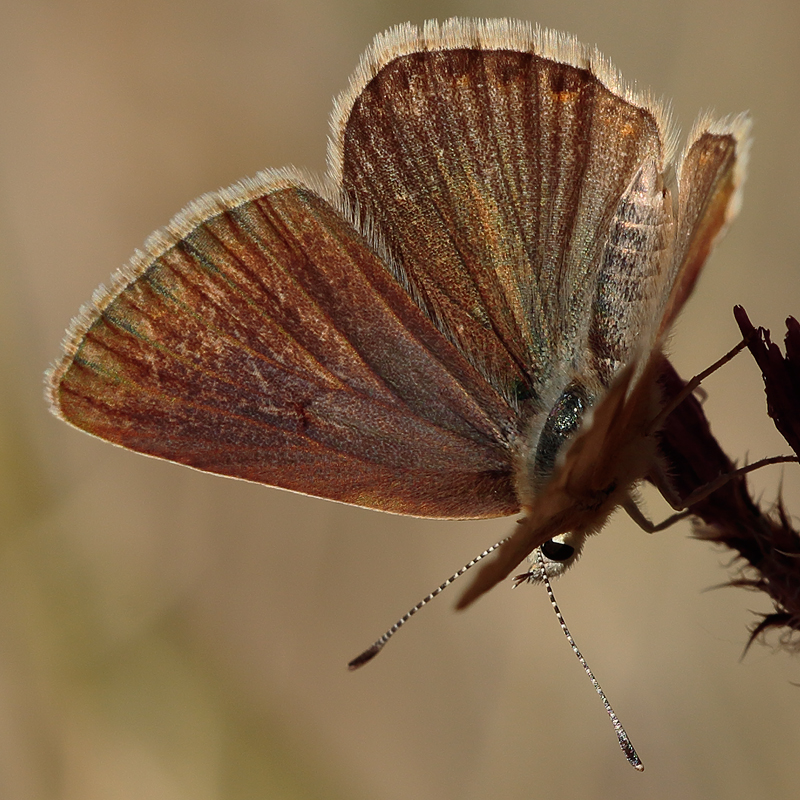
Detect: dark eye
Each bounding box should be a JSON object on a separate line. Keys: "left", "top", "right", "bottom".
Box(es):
{"left": 541, "top": 539, "right": 575, "bottom": 562}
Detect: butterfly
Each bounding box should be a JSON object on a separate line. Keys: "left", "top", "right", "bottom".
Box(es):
{"left": 46, "top": 18, "right": 749, "bottom": 610}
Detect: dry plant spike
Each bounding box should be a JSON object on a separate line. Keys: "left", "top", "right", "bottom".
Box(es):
{"left": 651, "top": 314, "right": 800, "bottom": 651}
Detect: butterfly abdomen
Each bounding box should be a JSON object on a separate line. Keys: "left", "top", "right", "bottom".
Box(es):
{"left": 590, "top": 159, "right": 674, "bottom": 386}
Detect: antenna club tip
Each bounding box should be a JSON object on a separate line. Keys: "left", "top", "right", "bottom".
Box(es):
{"left": 618, "top": 737, "right": 644, "bottom": 771}
{"left": 620, "top": 740, "right": 644, "bottom": 771}
{"left": 347, "top": 644, "right": 381, "bottom": 670}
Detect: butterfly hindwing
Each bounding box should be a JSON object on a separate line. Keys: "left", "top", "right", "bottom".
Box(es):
{"left": 457, "top": 115, "right": 750, "bottom": 606}
{"left": 659, "top": 120, "right": 750, "bottom": 334}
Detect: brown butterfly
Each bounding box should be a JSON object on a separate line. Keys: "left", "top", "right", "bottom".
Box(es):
{"left": 46, "top": 19, "right": 749, "bottom": 610}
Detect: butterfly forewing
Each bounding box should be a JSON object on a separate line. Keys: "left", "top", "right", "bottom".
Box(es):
{"left": 51, "top": 184, "right": 519, "bottom": 518}
{"left": 337, "top": 45, "right": 666, "bottom": 402}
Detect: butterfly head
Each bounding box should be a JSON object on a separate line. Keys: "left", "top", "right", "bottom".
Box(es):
{"left": 513, "top": 531, "right": 588, "bottom": 585}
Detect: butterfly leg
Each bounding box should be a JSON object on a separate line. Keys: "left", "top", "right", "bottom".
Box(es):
{"left": 628, "top": 455, "right": 798, "bottom": 534}
{"left": 622, "top": 493, "right": 691, "bottom": 533}
{"left": 649, "top": 335, "right": 753, "bottom": 435}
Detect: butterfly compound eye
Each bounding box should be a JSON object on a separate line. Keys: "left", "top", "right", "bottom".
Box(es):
{"left": 540, "top": 539, "right": 576, "bottom": 562}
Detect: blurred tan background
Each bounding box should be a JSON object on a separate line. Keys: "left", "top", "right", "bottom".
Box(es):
{"left": 3, "top": 1, "right": 800, "bottom": 798}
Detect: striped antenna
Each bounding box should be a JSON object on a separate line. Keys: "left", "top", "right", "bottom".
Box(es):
{"left": 348, "top": 537, "right": 509, "bottom": 669}
{"left": 534, "top": 547, "right": 644, "bottom": 771}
